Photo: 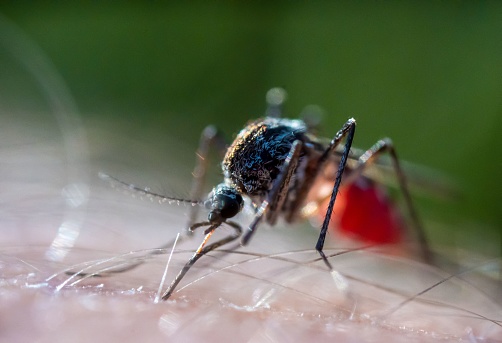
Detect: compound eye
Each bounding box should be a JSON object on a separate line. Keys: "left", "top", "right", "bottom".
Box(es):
{"left": 207, "top": 184, "right": 243, "bottom": 222}
{"left": 216, "top": 192, "right": 243, "bottom": 219}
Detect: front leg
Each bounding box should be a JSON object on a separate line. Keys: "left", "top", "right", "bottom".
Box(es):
{"left": 240, "top": 140, "right": 303, "bottom": 246}
{"left": 161, "top": 221, "right": 242, "bottom": 300}
{"left": 316, "top": 118, "right": 357, "bottom": 270}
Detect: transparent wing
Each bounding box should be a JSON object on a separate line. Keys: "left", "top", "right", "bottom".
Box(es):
{"left": 325, "top": 143, "right": 459, "bottom": 200}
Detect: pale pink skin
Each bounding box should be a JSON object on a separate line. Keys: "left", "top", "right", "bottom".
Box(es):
{"left": 2, "top": 13, "right": 500, "bottom": 342}
{"left": 1, "top": 126, "right": 501, "bottom": 343}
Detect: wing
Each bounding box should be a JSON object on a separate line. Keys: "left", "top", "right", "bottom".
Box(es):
{"left": 325, "top": 144, "right": 459, "bottom": 201}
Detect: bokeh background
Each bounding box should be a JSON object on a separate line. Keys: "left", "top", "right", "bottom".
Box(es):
{"left": 1, "top": 2, "right": 500, "bottom": 256}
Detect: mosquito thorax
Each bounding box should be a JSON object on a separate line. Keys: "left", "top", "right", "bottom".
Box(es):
{"left": 222, "top": 117, "right": 308, "bottom": 197}
{"left": 205, "top": 183, "right": 244, "bottom": 223}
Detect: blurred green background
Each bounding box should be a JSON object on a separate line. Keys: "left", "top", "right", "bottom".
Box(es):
{"left": 1, "top": 2, "right": 500, "bottom": 255}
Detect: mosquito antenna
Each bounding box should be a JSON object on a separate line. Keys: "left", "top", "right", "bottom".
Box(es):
{"left": 99, "top": 172, "right": 204, "bottom": 207}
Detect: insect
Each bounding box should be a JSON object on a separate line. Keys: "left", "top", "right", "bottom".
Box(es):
{"left": 94, "top": 88, "right": 431, "bottom": 301}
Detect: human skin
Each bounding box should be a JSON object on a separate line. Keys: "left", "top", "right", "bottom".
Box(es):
{"left": 0, "top": 26, "right": 499, "bottom": 343}
{"left": 1, "top": 15, "right": 500, "bottom": 342}
{"left": 1, "top": 136, "right": 501, "bottom": 343}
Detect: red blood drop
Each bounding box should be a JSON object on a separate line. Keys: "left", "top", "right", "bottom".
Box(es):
{"left": 329, "top": 178, "right": 403, "bottom": 244}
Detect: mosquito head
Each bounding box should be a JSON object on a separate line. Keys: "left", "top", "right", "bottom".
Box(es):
{"left": 205, "top": 184, "right": 244, "bottom": 223}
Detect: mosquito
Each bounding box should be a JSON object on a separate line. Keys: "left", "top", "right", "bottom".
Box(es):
{"left": 86, "top": 88, "right": 431, "bottom": 301}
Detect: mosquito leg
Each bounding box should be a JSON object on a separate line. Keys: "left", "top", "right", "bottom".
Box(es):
{"left": 161, "top": 221, "right": 242, "bottom": 300}
{"left": 285, "top": 119, "right": 357, "bottom": 223}
{"left": 342, "top": 138, "right": 432, "bottom": 264}
{"left": 266, "top": 140, "right": 303, "bottom": 225}
{"left": 316, "top": 118, "right": 357, "bottom": 270}
{"left": 187, "top": 126, "right": 227, "bottom": 231}
{"left": 240, "top": 140, "right": 303, "bottom": 246}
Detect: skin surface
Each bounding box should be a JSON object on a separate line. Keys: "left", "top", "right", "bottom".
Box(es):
{"left": 0, "top": 18, "right": 500, "bottom": 341}
{"left": 1, "top": 134, "right": 501, "bottom": 343}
